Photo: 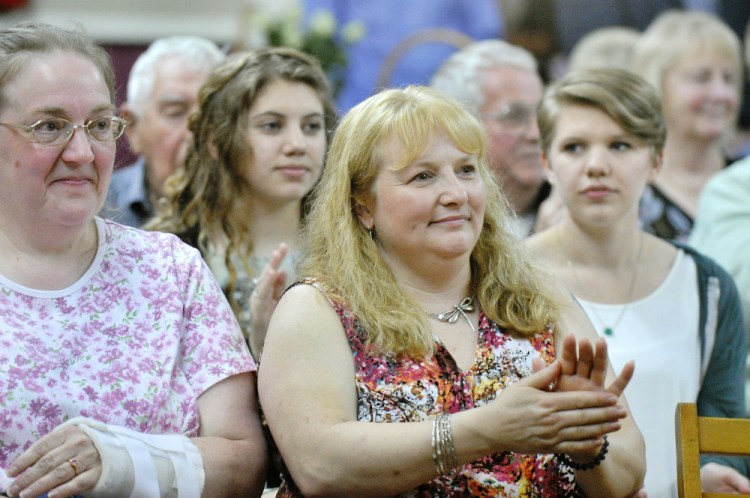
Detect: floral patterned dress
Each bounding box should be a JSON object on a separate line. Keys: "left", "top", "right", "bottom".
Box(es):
{"left": 0, "top": 218, "right": 255, "bottom": 468}
{"left": 276, "top": 283, "right": 582, "bottom": 497}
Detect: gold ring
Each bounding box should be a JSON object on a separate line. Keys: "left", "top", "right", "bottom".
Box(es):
{"left": 68, "top": 457, "right": 79, "bottom": 476}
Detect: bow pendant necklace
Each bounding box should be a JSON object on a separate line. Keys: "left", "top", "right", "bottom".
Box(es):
{"left": 426, "top": 296, "right": 476, "bottom": 332}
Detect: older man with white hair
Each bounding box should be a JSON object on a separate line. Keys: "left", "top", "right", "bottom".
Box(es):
{"left": 103, "top": 36, "right": 224, "bottom": 227}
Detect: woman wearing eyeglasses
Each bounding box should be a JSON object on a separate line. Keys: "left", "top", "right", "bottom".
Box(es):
{"left": 0, "top": 22, "right": 266, "bottom": 498}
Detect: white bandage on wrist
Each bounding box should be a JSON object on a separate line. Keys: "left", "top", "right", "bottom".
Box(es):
{"left": 0, "top": 467, "right": 14, "bottom": 494}
{"left": 62, "top": 417, "right": 205, "bottom": 498}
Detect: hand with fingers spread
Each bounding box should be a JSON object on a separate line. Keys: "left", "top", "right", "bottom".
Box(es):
{"left": 482, "top": 357, "right": 627, "bottom": 457}
{"left": 532, "top": 334, "right": 635, "bottom": 463}
{"left": 5, "top": 424, "right": 100, "bottom": 498}
{"left": 552, "top": 334, "right": 634, "bottom": 398}
{"left": 248, "top": 243, "right": 290, "bottom": 360}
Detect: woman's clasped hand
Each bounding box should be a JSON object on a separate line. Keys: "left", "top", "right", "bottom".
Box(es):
{"left": 488, "top": 335, "right": 633, "bottom": 458}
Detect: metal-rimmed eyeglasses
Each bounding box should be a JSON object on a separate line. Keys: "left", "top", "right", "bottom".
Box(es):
{"left": 0, "top": 116, "right": 128, "bottom": 146}
{"left": 482, "top": 103, "right": 536, "bottom": 134}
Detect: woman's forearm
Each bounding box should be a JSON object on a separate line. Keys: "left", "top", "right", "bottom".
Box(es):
{"left": 193, "top": 437, "right": 267, "bottom": 497}
{"left": 573, "top": 423, "right": 646, "bottom": 497}
{"left": 277, "top": 419, "right": 439, "bottom": 498}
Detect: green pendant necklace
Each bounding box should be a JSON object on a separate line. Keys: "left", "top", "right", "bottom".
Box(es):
{"left": 562, "top": 232, "right": 643, "bottom": 337}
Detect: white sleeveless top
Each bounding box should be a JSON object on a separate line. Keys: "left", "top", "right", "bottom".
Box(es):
{"left": 578, "top": 249, "right": 700, "bottom": 498}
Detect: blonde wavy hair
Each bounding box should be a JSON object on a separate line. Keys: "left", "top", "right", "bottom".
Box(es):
{"left": 299, "top": 86, "right": 560, "bottom": 356}
{"left": 632, "top": 9, "right": 742, "bottom": 99}
{"left": 148, "top": 47, "right": 336, "bottom": 312}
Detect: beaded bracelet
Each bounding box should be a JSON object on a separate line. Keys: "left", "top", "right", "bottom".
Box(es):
{"left": 431, "top": 412, "right": 459, "bottom": 475}
{"left": 558, "top": 435, "right": 609, "bottom": 471}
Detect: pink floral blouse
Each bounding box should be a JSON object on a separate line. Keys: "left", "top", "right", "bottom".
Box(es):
{"left": 0, "top": 219, "right": 255, "bottom": 468}
{"left": 277, "top": 282, "right": 582, "bottom": 497}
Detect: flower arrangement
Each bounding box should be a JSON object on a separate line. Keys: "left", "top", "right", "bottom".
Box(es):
{"left": 244, "top": 2, "right": 365, "bottom": 98}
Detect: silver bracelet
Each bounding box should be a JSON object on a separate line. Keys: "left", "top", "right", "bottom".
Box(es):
{"left": 431, "top": 412, "right": 459, "bottom": 475}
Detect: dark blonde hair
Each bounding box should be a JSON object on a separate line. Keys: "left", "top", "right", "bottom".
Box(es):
{"left": 0, "top": 22, "right": 115, "bottom": 112}
{"left": 538, "top": 68, "right": 666, "bottom": 157}
{"left": 299, "top": 85, "right": 560, "bottom": 356}
{"left": 149, "top": 47, "right": 336, "bottom": 310}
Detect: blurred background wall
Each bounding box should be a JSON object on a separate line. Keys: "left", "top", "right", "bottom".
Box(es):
{"left": 0, "top": 0, "right": 250, "bottom": 43}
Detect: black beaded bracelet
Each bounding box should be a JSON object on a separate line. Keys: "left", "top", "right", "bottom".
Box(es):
{"left": 558, "top": 435, "right": 609, "bottom": 471}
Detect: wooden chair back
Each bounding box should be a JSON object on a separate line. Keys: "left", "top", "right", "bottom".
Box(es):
{"left": 375, "top": 28, "right": 474, "bottom": 89}
{"left": 675, "top": 402, "right": 750, "bottom": 498}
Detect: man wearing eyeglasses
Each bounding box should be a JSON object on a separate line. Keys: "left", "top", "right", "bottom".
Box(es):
{"left": 431, "top": 39, "right": 549, "bottom": 238}
{"left": 101, "top": 36, "right": 224, "bottom": 227}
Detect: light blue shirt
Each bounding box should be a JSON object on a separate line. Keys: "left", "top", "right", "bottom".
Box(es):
{"left": 690, "top": 156, "right": 750, "bottom": 335}
{"left": 100, "top": 157, "right": 153, "bottom": 228}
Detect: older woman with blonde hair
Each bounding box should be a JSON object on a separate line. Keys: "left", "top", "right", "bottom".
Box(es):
{"left": 259, "top": 85, "right": 645, "bottom": 496}
{"left": 633, "top": 9, "right": 743, "bottom": 242}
